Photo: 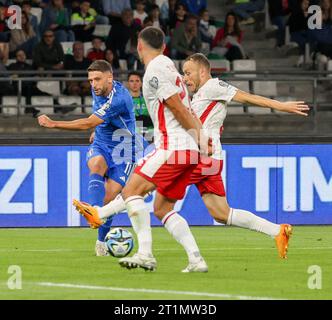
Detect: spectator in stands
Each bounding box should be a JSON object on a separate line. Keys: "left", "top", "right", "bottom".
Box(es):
{"left": 22, "top": 1, "right": 40, "bottom": 39}
{"left": 106, "top": 9, "right": 141, "bottom": 70}
{"left": 7, "top": 49, "right": 44, "bottom": 117}
{"left": 321, "top": 0, "right": 332, "bottom": 24}
{"left": 87, "top": 37, "right": 105, "bottom": 61}
{"left": 148, "top": 4, "right": 164, "bottom": 30}
{"left": 71, "top": 0, "right": 96, "bottom": 42}
{"left": 160, "top": 0, "right": 176, "bottom": 26}
{"left": 268, "top": 0, "right": 297, "bottom": 48}
{"left": 0, "top": 3, "right": 10, "bottom": 42}
{"left": 104, "top": 48, "right": 120, "bottom": 69}
{"left": 211, "top": 12, "right": 246, "bottom": 61}
{"left": 288, "top": 0, "right": 310, "bottom": 60}
{"left": 232, "top": 0, "right": 265, "bottom": 25}
{"left": 63, "top": 41, "right": 91, "bottom": 96}
{"left": 309, "top": 0, "right": 332, "bottom": 64}
{"left": 179, "top": 0, "right": 206, "bottom": 15}
{"left": 169, "top": 2, "right": 187, "bottom": 30}
{"left": 32, "top": 30, "right": 65, "bottom": 70}
{"left": 134, "top": 0, "right": 148, "bottom": 26}
{"left": 142, "top": 16, "right": 154, "bottom": 28}
{"left": 102, "top": 0, "right": 132, "bottom": 25}
{"left": 171, "top": 14, "right": 202, "bottom": 60}
{"left": 40, "top": 0, "right": 74, "bottom": 42}
{"left": 199, "top": 9, "right": 216, "bottom": 46}
{"left": 0, "top": 48, "right": 15, "bottom": 112}
{"left": 127, "top": 71, "right": 153, "bottom": 132}
{"left": 9, "top": 11, "right": 38, "bottom": 59}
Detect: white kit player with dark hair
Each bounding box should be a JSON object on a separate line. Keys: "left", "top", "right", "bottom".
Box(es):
{"left": 75, "top": 27, "right": 212, "bottom": 272}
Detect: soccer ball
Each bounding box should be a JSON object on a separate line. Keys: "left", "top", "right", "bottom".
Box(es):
{"left": 104, "top": 228, "right": 134, "bottom": 258}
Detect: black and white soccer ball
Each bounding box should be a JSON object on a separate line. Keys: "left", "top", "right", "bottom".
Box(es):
{"left": 104, "top": 228, "right": 134, "bottom": 258}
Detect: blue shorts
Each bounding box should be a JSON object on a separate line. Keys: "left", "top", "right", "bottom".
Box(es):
{"left": 86, "top": 141, "right": 136, "bottom": 187}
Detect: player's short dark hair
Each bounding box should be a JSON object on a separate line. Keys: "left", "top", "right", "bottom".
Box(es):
{"left": 138, "top": 26, "right": 165, "bottom": 50}
{"left": 128, "top": 71, "right": 143, "bottom": 81}
{"left": 185, "top": 53, "right": 211, "bottom": 72}
{"left": 87, "top": 60, "right": 113, "bottom": 73}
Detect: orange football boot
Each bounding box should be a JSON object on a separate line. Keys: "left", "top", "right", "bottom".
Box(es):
{"left": 275, "top": 224, "right": 293, "bottom": 259}
{"left": 72, "top": 199, "right": 104, "bottom": 229}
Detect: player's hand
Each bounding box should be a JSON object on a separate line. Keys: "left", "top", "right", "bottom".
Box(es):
{"left": 38, "top": 115, "right": 56, "bottom": 128}
{"left": 276, "top": 101, "right": 310, "bottom": 116}
{"left": 199, "top": 134, "right": 214, "bottom": 156}
{"left": 89, "top": 131, "right": 95, "bottom": 144}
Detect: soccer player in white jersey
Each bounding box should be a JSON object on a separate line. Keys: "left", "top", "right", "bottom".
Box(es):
{"left": 75, "top": 27, "right": 212, "bottom": 272}
{"left": 74, "top": 53, "right": 309, "bottom": 262}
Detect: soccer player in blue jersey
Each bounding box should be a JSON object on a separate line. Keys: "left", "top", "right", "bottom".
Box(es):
{"left": 38, "top": 60, "right": 137, "bottom": 256}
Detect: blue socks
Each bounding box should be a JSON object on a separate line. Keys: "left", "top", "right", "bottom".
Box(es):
{"left": 88, "top": 174, "right": 105, "bottom": 207}
{"left": 88, "top": 173, "right": 113, "bottom": 242}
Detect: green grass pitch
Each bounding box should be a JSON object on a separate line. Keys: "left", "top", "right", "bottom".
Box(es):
{"left": 0, "top": 226, "right": 331, "bottom": 300}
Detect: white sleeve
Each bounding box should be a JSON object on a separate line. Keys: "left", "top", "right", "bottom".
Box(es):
{"left": 146, "top": 67, "right": 179, "bottom": 102}
{"left": 209, "top": 80, "right": 238, "bottom": 103}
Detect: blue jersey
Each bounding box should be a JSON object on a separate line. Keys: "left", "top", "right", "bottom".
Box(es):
{"left": 92, "top": 81, "right": 136, "bottom": 147}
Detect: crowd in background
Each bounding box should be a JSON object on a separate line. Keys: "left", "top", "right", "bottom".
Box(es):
{"left": 0, "top": 0, "right": 331, "bottom": 118}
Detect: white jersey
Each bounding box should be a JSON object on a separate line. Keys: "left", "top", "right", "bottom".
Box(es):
{"left": 191, "top": 78, "right": 238, "bottom": 160}
{"left": 143, "top": 55, "right": 198, "bottom": 151}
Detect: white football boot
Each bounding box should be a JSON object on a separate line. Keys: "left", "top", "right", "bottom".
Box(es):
{"left": 119, "top": 253, "right": 157, "bottom": 271}
{"left": 95, "top": 240, "right": 110, "bottom": 256}
{"left": 182, "top": 257, "right": 208, "bottom": 273}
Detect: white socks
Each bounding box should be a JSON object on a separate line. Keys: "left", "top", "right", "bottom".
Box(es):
{"left": 162, "top": 211, "right": 202, "bottom": 263}
{"left": 227, "top": 208, "right": 280, "bottom": 237}
{"left": 125, "top": 196, "right": 153, "bottom": 257}
{"left": 98, "top": 194, "right": 126, "bottom": 219}
{"left": 98, "top": 193, "right": 152, "bottom": 219}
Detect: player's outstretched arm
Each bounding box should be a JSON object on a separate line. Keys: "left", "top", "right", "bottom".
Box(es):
{"left": 38, "top": 114, "right": 104, "bottom": 130}
{"left": 232, "top": 90, "right": 310, "bottom": 116}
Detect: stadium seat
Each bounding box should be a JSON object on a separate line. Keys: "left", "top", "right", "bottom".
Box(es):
{"left": 92, "top": 24, "right": 112, "bottom": 38}
{"left": 61, "top": 42, "right": 74, "bottom": 55}
{"left": 37, "top": 81, "right": 61, "bottom": 96}
{"left": 1, "top": 96, "right": 26, "bottom": 115}
{"left": 228, "top": 80, "right": 250, "bottom": 92}
{"left": 247, "top": 106, "right": 272, "bottom": 114}
{"left": 119, "top": 59, "right": 128, "bottom": 71}
{"left": 83, "top": 96, "right": 93, "bottom": 114}
{"left": 5, "top": 59, "right": 15, "bottom": 67}
{"left": 232, "top": 59, "right": 256, "bottom": 78}
{"left": 327, "top": 60, "right": 332, "bottom": 77}
{"left": 31, "top": 96, "right": 54, "bottom": 114}
{"left": 253, "top": 81, "right": 277, "bottom": 98}
{"left": 30, "top": 7, "right": 42, "bottom": 25}
{"left": 227, "top": 105, "right": 245, "bottom": 115}
{"left": 173, "top": 60, "right": 181, "bottom": 70}
{"left": 84, "top": 42, "right": 93, "bottom": 57}
{"left": 210, "top": 59, "right": 231, "bottom": 73}
{"left": 58, "top": 96, "right": 82, "bottom": 114}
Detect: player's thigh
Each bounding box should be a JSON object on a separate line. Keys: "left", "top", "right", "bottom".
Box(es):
{"left": 104, "top": 178, "right": 123, "bottom": 205}
{"left": 153, "top": 192, "right": 177, "bottom": 220}
{"left": 88, "top": 155, "right": 108, "bottom": 176}
{"left": 121, "top": 173, "right": 156, "bottom": 199}
{"left": 202, "top": 193, "right": 230, "bottom": 223}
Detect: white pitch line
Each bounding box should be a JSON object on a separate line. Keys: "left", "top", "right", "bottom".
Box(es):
{"left": 37, "top": 282, "right": 284, "bottom": 300}
{"left": 0, "top": 247, "right": 331, "bottom": 253}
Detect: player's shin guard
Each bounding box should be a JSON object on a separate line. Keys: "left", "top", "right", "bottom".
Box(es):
{"left": 227, "top": 208, "right": 280, "bottom": 237}
{"left": 125, "top": 196, "right": 153, "bottom": 257}
{"left": 97, "top": 217, "right": 113, "bottom": 242}
{"left": 162, "top": 211, "right": 202, "bottom": 264}
{"left": 88, "top": 173, "right": 105, "bottom": 207}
